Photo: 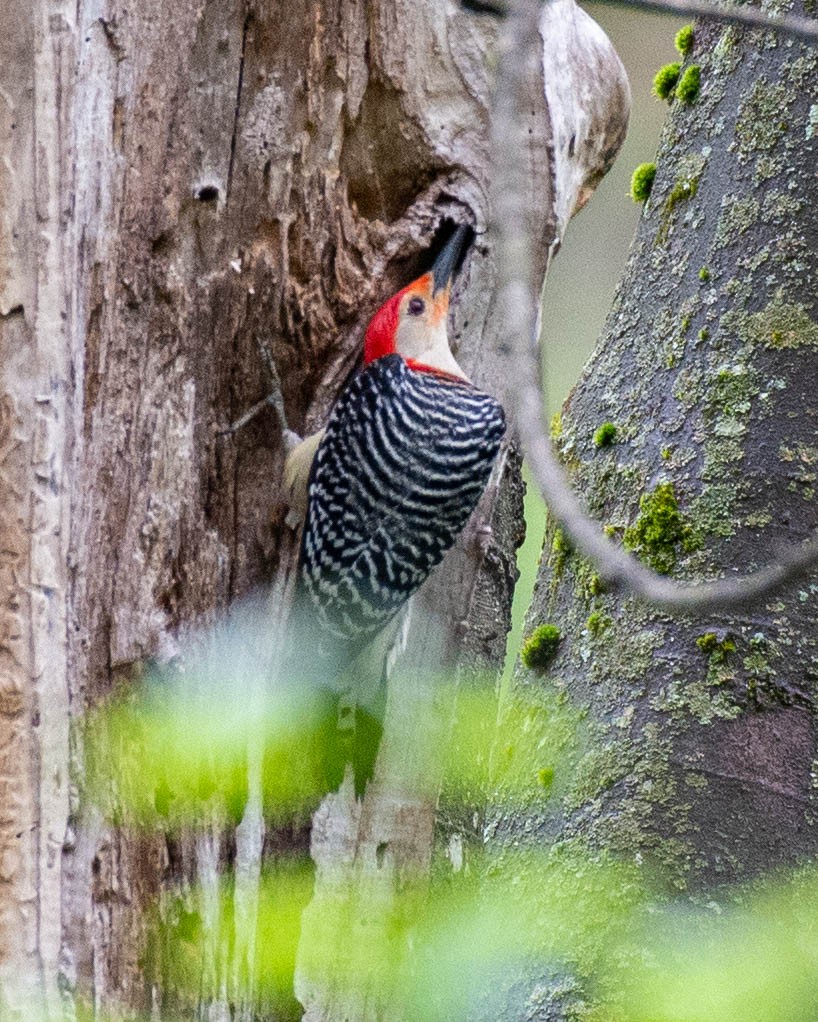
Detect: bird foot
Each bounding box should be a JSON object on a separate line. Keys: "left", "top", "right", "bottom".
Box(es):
{"left": 282, "top": 428, "right": 302, "bottom": 455}
{"left": 466, "top": 519, "right": 494, "bottom": 559}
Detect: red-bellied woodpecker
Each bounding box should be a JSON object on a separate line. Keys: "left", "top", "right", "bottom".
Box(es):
{"left": 284, "top": 224, "right": 505, "bottom": 787}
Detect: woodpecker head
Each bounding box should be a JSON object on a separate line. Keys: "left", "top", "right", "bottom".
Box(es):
{"left": 363, "top": 225, "right": 472, "bottom": 381}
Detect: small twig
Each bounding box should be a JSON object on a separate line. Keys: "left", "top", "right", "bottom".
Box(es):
{"left": 220, "top": 337, "right": 291, "bottom": 436}
{"left": 594, "top": 0, "right": 818, "bottom": 43}
{"left": 489, "top": 0, "right": 818, "bottom": 613}
{"left": 466, "top": 0, "right": 818, "bottom": 42}
{"left": 220, "top": 393, "right": 280, "bottom": 436}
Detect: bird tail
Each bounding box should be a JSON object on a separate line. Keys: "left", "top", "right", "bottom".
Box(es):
{"left": 281, "top": 586, "right": 405, "bottom": 797}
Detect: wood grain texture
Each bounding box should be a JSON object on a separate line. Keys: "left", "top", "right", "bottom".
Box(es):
{"left": 0, "top": 2, "right": 74, "bottom": 1016}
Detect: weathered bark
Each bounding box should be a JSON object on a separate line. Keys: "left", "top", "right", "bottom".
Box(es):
{"left": 0, "top": 0, "right": 631, "bottom": 1016}
{"left": 296, "top": 2, "right": 630, "bottom": 1018}
{"left": 0, "top": 0, "right": 628, "bottom": 1019}
{"left": 493, "top": 9, "right": 818, "bottom": 1015}
{"left": 5, "top": 0, "right": 507, "bottom": 1014}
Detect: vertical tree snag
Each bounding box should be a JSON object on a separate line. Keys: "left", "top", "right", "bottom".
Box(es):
{"left": 497, "top": 10, "right": 818, "bottom": 1014}
{"left": 298, "top": 3, "right": 629, "bottom": 1019}
{"left": 0, "top": 3, "right": 74, "bottom": 1017}
{"left": 0, "top": 0, "right": 628, "bottom": 1017}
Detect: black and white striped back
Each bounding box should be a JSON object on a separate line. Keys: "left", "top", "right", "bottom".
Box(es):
{"left": 298, "top": 353, "right": 505, "bottom": 652}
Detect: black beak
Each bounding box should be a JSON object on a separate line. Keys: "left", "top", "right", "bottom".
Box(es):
{"left": 431, "top": 223, "right": 473, "bottom": 297}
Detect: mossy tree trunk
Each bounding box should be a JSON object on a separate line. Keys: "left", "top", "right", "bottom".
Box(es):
{"left": 491, "top": 9, "right": 818, "bottom": 1014}
{"left": 0, "top": 0, "right": 630, "bottom": 1019}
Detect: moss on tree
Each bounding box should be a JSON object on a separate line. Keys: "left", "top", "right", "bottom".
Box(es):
{"left": 521, "top": 624, "right": 562, "bottom": 672}
{"left": 675, "top": 25, "right": 694, "bottom": 57}
{"left": 653, "top": 62, "right": 681, "bottom": 101}
{"left": 630, "top": 162, "right": 657, "bottom": 203}
{"left": 623, "top": 482, "right": 698, "bottom": 574}
{"left": 676, "top": 65, "right": 701, "bottom": 104}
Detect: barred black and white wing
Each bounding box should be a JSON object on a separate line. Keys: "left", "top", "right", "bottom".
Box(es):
{"left": 297, "top": 353, "right": 505, "bottom": 654}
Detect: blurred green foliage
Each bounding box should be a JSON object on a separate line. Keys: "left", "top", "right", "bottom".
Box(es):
{"left": 77, "top": 599, "right": 818, "bottom": 1021}
{"left": 84, "top": 601, "right": 583, "bottom": 826}
{"left": 83, "top": 602, "right": 345, "bottom": 825}
{"left": 615, "top": 868, "right": 818, "bottom": 1022}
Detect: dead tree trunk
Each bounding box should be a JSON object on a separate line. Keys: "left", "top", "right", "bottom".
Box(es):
{"left": 491, "top": 8, "right": 818, "bottom": 1015}
{"left": 0, "top": 0, "right": 627, "bottom": 1018}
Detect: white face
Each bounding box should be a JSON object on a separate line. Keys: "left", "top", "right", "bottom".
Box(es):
{"left": 394, "top": 288, "right": 468, "bottom": 380}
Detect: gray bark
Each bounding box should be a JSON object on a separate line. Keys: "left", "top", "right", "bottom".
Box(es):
{"left": 492, "top": 8, "right": 818, "bottom": 1015}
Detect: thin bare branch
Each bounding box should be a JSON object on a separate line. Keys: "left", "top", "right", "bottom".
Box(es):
{"left": 471, "top": 0, "right": 818, "bottom": 43}
{"left": 595, "top": 0, "right": 818, "bottom": 43}
{"left": 490, "top": 0, "right": 818, "bottom": 613}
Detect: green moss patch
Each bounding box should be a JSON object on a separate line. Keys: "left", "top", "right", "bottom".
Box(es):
{"left": 521, "top": 624, "right": 562, "bottom": 672}
{"left": 653, "top": 62, "right": 681, "bottom": 101}
{"left": 675, "top": 25, "right": 694, "bottom": 56}
{"left": 586, "top": 612, "right": 611, "bottom": 637}
{"left": 549, "top": 526, "right": 571, "bottom": 577}
{"left": 676, "top": 65, "right": 701, "bottom": 104}
{"left": 630, "top": 162, "right": 657, "bottom": 203}
{"left": 593, "top": 422, "right": 618, "bottom": 449}
{"left": 696, "top": 631, "right": 736, "bottom": 663}
{"left": 550, "top": 411, "right": 563, "bottom": 440}
{"left": 623, "top": 482, "right": 698, "bottom": 574}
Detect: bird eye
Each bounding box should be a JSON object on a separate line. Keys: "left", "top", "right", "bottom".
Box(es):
{"left": 407, "top": 297, "right": 425, "bottom": 316}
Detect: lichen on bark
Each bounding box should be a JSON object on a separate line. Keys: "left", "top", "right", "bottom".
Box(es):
{"left": 487, "top": 10, "right": 818, "bottom": 1015}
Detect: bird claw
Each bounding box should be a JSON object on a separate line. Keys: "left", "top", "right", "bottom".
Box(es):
{"left": 466, "top": 520, "right": 494, "bottom": 558}
{"left": 282, "top": 428, "right": 303, "bottom": 455}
